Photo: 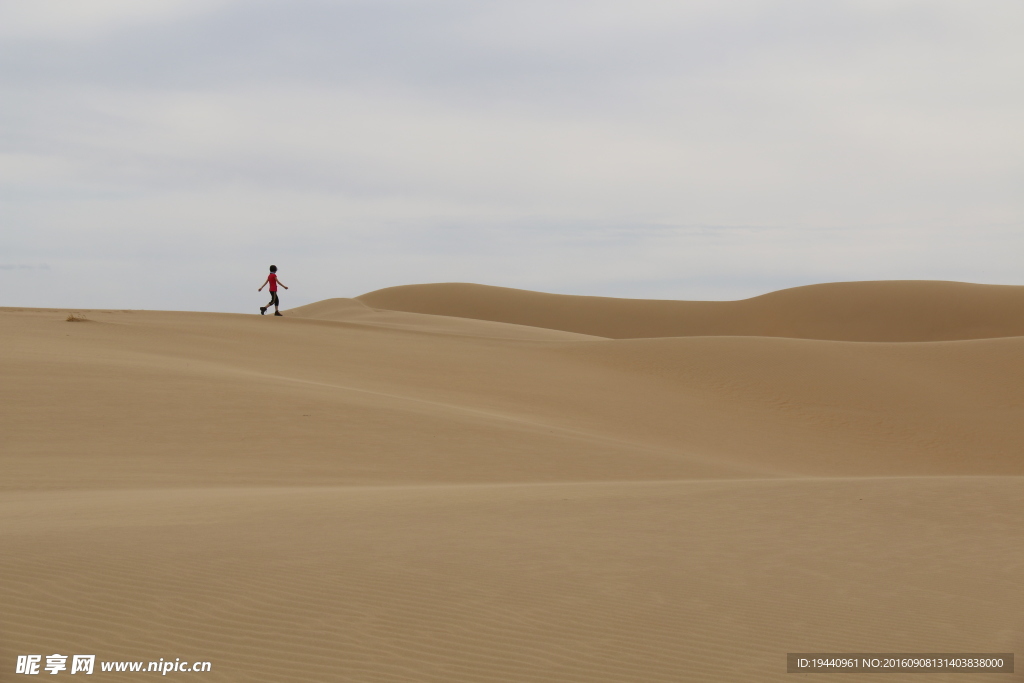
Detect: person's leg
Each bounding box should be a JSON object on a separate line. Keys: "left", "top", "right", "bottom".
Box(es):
{"left": 273, "top": 291, "right": 282, "bottom": 315}
{"left": 261, "top": 290, "right": 277, "bottom": 315}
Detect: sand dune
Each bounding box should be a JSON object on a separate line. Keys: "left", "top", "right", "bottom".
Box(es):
{"left": 4, "top": 479, "right": 1020, "bottom": 682}
{"left": 1, "top": 282, "right": 1022, "bottom": 681}
{"left": 358, "top": 280, "right": 1024, "bottom": 341}
{"left": 288, "top": 297, "right": 601, "bottom": 341}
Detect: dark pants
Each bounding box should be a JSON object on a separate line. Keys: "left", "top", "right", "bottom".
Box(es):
{"left": 267, "top": 291, "right": 280, "bottom": 308}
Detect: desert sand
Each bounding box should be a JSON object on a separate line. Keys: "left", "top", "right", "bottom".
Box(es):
{"left": 1, "top": 280, "right": 1021, "bottom": 681}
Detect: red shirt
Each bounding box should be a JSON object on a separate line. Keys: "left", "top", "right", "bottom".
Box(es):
{"left": 268, "top": 273, "right": 278, "bottom": 292}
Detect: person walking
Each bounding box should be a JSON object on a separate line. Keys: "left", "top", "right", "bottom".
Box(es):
{"left": 258, "top": 265, "right": 288, "bottom": 316}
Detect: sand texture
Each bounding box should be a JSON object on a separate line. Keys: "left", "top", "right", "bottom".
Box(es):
{"left": 2, "top": 280, "right": 1022, "bottom": 681}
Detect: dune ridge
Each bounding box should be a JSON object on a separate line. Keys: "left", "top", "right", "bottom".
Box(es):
{"left": 356, "top": 280, "right": 1024, "bottom": 341}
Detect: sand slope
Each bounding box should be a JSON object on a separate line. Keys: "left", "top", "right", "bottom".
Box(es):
{"left": 287, "top": 297, "right": 602, "bottom": 341}
{"left": 4, "top": 479, "right": 1020, "bottom": 683}
{"left": 358, "top": 280, "right": 1024, "bottom": 341}
{"left": 1, "top": 282, "right": 1022, "bottom": 681}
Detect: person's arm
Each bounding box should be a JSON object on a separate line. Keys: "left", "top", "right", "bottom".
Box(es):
{"left": 258, "top": 276, "right": 269, "bottom": 291}
{"left": 277, "top": 279, "right": 289, "bottom": 290}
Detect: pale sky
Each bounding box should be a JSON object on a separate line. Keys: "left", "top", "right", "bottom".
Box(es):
{"left": 2, "top": 0, "right": 1022, "bottom": 312}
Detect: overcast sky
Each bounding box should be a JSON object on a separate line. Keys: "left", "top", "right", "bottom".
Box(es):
{"left": 2, "top": 0, "right": 1022, "bottom": 312}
